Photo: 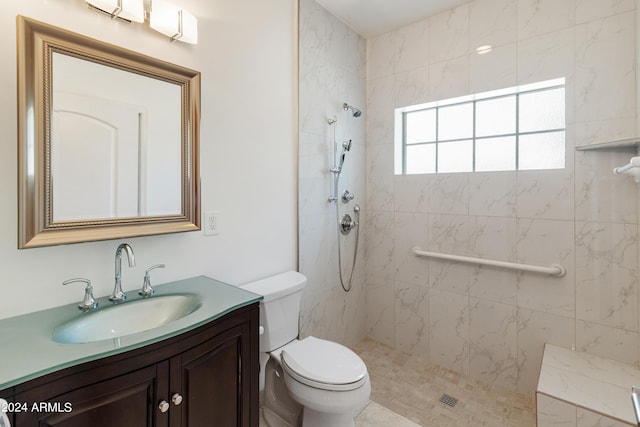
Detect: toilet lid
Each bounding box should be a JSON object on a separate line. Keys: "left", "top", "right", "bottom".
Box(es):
{"left": 280, "top": 336, "right": 368, "bottom": 391}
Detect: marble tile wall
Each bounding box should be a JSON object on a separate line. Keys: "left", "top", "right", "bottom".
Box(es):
{"left": 365, "top": 0, "right": 640, "bottom": 395}
{"left": 298, "top": 0, "right": 367, "bottom": 346}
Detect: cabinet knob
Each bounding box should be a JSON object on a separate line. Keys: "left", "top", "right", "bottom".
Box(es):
{"left": 171, "top": 393, "right": 183, "bottom": 406}
{"left": 158, "top": 400, "right": 170, "bottom": 413}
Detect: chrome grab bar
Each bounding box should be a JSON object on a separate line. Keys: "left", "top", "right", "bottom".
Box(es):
{"left": 632, "top": 386, "right": 640, "bottom": 426}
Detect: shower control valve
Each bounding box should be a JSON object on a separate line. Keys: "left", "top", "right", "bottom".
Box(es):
{"left": 342, "top": 190, "right": 355, "bottom": 203}
{"left": 340, "top": 213, "right": 357, "bottom": 235}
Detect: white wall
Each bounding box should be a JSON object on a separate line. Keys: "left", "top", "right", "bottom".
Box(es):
{"left": 0, "top": 0, "right": 297, "bottom": 319}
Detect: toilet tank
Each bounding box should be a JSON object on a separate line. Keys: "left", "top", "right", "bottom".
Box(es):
{"left": 239, "top": 271, "right": 307, "bottom": 352}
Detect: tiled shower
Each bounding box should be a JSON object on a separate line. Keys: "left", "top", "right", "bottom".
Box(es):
{"left": 299, "top": 0, "right": 640, "bottom": 397}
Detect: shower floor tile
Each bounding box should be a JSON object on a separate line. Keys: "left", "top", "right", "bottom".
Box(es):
{"left": 353, "top": 338, "right": 536, "bottom": 427}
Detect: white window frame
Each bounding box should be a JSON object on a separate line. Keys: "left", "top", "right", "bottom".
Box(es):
{"left": 394, "top": 78, "right": 566, "bottom": 175}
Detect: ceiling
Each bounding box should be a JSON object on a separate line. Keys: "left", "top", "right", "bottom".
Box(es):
{"left": 314, "top": 0, "right": 468, "bottom": 39}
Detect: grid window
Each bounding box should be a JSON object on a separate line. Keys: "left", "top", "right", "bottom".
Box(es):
{"left": 439, "top": 103, "right": 473, "bottom": 140}
{"left": 406, "top": 144, "right": 436, "bottom": 174}
{"left": 475, "top": 97, "right": 515, "bottom": 137}
{"left": 406, "top": 110, "right": 436, "bottom": 144}
{"left": 475, "top": 136, "right": 516, "bottom": 172}
{"left": 395, "top": 78, "right": 565, "bottom": 175}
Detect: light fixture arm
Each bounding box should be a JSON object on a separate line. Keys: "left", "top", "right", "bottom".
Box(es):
{"left": 170, "top": 9, "right": 183, "bottom": 42}
{"left": 109, "top": 0, "right": 123, "bottom": 19}
{"left": 86, "top": 0, "right": 145, "bottom": 22}
{"left": 149, "top": 0, "right": 198, "bottom": 44}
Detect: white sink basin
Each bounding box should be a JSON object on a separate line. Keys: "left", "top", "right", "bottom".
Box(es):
{"left": 52, "top": 294, "right": 202, "bottom": 344}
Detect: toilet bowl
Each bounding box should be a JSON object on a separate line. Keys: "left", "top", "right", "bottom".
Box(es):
{"left": 240, "top": 271, "right": 370, "bottom": 427}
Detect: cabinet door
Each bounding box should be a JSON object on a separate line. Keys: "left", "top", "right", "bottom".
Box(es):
{"left": 171, "top": 324, "right": 251, "bottom": 427}
{"left": 14, "top": 363, "right": 168, "bottom": 427}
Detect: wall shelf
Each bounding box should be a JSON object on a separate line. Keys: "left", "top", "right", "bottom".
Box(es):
{"left": 575, "top": 137, "right": 640, "bottom": 151}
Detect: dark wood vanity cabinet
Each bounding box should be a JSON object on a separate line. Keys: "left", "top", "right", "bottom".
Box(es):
{"left": 10, "top": 303, "right": 259, "bottom": 427}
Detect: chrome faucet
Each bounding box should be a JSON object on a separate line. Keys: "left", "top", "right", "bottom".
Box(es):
{"left": 109, "top": 243, "right": 136, "bottom": 302}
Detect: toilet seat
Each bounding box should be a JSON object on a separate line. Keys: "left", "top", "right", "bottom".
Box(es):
{"left": 280, "top": 336, "right": 368, "bottom": 392}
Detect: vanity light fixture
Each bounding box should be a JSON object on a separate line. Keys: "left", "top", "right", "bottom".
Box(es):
{"left": 85, "top": 0, "right": 145, "bottom": 22}
{"left": 150, "top": 0, "right": 198, "bottom": 44}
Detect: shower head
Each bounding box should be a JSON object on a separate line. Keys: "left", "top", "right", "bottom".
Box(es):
{"left": 343, "top": 102, "right": 362, "bottom": 118}
{"left": 342, "top": 140, "right": 352, "bottom": 152}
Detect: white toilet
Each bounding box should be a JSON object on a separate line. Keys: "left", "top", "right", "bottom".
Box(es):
{"left": 240, "top": 271, "right": 371, "bottom": 427}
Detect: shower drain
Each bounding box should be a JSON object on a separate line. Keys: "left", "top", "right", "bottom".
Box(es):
{"left": 439, "top": 394, "right": 459, "bottom": 408}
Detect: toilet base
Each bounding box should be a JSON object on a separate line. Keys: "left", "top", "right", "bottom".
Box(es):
{"left": 302, "top": 407, "right": 354, "bottom": 427}
{"left": 263, "top": 405, "right": 295, "bottom": 427}
{"left": 262, "top": 358, "right": 302, "bottom": 427}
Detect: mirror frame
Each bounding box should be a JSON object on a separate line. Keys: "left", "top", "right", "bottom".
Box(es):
{"left": 17, "top": 16, "right": 201, "bottom": 249}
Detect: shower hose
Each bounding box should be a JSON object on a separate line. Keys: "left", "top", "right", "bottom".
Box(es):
{"left": 335, "top": 199, "right": 360, "bottom": 292}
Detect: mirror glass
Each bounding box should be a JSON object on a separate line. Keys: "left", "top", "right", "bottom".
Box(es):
{"left": 17, "top": 16, "right": 201, "bottom": 248}
{"left": 52, "top": 52, "right": 182, "bottom": 221}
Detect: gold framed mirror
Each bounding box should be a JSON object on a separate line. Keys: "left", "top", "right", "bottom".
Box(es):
{"left": 17, "top": 16, "right": 200, "bottom": 249}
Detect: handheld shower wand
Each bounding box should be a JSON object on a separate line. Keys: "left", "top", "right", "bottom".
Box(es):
{"left": 329, "top": 140, "right": 352, "bottom": 201}
{"left": 338, "top": 140, "right": 352, "bottom": 172}
{"left": 331, "top": 139, "right": 352, "bottom": 174}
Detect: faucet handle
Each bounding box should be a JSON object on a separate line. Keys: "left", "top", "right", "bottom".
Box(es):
{"left": 63, "top": 278, "right": 98, "bottom": 311}
{"left": 139, "top": 264, "right": 165, "bottom": 297}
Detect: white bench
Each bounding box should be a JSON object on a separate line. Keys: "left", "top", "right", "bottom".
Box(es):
{"left": 537, "top": 344, "right": 640, "bottom": 426}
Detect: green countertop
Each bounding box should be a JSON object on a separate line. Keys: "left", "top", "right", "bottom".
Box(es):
{"left": 0, "top": 276, "right": 262, "bottom": 390}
